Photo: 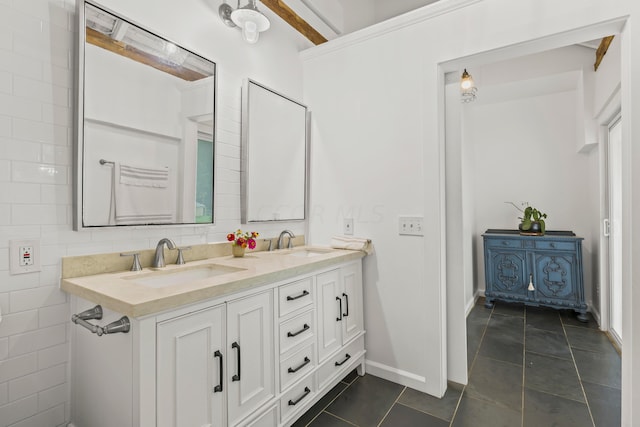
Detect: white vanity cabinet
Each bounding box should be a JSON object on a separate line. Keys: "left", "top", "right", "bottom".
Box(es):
{"left": 316, "top": 263, "right": 364, "bottom": 361}
{"left": 156, "top": 291, "right": 274, "bottom": 427}
{"left": 227, "top": 291, "right": 275, "bottom": 425}
{"left": 68, "top": 258, "right": 364, "bottom": 427}
{"left": 156, "top": 304, "right": 226, "bottom": 427}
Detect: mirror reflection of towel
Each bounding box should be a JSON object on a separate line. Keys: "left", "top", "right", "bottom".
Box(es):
{"left": 114, "top": 163, "right": 173, "bottom": 224}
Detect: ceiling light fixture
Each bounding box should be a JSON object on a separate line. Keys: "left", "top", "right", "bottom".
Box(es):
{"left": 460, "top": 68, "right": 477, "bottom": 103}
{"left": 219, "top": 0, "right": 271, "bottom": 44}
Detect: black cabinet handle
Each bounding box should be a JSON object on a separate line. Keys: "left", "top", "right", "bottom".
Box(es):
{"left": 213, "top": 350, "right": 223, "bottom": 392}
{"left": 286, "top": 290, "right": 309, "bottom": 301}
{"left": 342, "top": 293, "right": 349, "bottom": 317}
{"left": 335, "top": 353, "right": 351, "bottom": 366}
{"left": 288, "top": 356, "right": 311, "bottom": 373}
{"left": 231, "top": 342, "right": 241, "bottom": 382}
{"left": 336, "top": 296, "right": 343, "bottom": 321}
{"left": 288, "top": 387, "right": 311, "bottom": 406}
{"left": 287, "top": 323, "right": 310, "bottom": 337}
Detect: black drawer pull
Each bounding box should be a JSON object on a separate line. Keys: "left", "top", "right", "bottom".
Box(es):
{"left": 288, "top": 356, "right": 311, "bottom": 373}
{"left": 288, "top": 387, "right": 311, "bottom": 406}
{"left": 287, "top": 323, "right": 310, "bottom": 337}
{"left": 334, "top": 353, "right": 351, "bottom": 366}
{"left": 231, "top": 341, "right": 241, "bottom": 382}
{"left": 213, "top": 350, "right": 223, "bottom": 392}
{"left": 286, "top": 290, "right": 309, "bottom": 301}
{"left": 342, "top": 293, "right": 349, "bottom": 317}
{"left": 336, "top": 297, "right": 343, "bottom": 321}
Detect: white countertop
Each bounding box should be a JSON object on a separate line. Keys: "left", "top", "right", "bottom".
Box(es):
{"left": 61, "top": 246, "right": 365, "bottom": 318}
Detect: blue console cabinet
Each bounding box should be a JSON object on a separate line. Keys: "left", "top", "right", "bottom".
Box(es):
{"left": 483, "top": 229, "right": 588, "bottom": 322}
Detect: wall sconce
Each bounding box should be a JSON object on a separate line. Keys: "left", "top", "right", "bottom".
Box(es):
{"left": 460, "top": 69, "right": 477, "bottom": 103}
{"left": 219, "top": 0, "right": 271, "bottom": 44}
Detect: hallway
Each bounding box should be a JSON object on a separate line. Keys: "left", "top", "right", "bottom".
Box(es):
{"left": 294, "top": 301, "right": 621, "bottom": 426}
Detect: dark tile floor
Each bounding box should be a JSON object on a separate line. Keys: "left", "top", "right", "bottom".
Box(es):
{"left": 294, "top": 300, "right": 621, "bottom": 426}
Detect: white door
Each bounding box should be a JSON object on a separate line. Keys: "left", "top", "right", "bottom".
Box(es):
{"left": 607, "top": 116, "right": 623, "bottom": 343}
{"left": 341, "top": 263, "right": 364, "bottom": 343}
{"left": 227, "top": 291, "right": 274, "bottom": 426}
{"left": 316, "top": 269, "right": 342, "bottom": 361}
{"left": 157, "top": 305, "right": 226, "bottom": 427}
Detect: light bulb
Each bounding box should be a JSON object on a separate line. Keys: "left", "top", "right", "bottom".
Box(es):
{"left": 242, "top": 20, "right": 259, "bottom": 44}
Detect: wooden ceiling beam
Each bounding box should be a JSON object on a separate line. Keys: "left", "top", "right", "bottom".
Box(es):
{"left": 594, "top": 35, "right": 615, "bottom": 71}
{"left": 260, "top": 0, "right": 328, "bottom": 45}
{"left": 86, "top": 27, "right": 208, "bottom": 81}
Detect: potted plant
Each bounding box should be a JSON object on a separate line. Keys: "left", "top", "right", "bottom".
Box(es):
{"left": 227, "top": 229, "right": 259, "bottom": 257}
{"left": 506, "top": 202, "right": 547, "bottom": 235}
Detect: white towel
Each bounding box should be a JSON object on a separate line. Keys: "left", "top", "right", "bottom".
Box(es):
{"left": 114, "top": 163, "right": 173, "bottom": 225}
{"left": 330, "top": 236, "right": 374, "bottom": 255}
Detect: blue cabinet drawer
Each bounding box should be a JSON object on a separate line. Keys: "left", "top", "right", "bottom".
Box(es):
{"left": 534, "top": 241, "right": 576, "bottom": 251}
{"left": 485, "top": 239, "right": 521, "bottom": 249}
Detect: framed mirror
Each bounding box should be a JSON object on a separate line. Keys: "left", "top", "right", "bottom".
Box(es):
{"left": 75, "top": 1, "right": 217, "bottom": 229}
{"left": 241, "top": 80, "right": 308, "bottom": 222}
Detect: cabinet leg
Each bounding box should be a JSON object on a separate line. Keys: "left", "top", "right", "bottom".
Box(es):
{"left": 356, "top": 360, "right": 366, "bottom": 377}
{"left": 484, "top": 299, "right": 494, "bottom": 309}
{"left": 576, "top": 311, "right": 589, "bottom": 323}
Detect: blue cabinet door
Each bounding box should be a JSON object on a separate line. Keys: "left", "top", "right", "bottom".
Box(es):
{"left": 486, "top": 249, "right": 528, "bottom": 298}
{"left": 532, "top": 253, "right": 578, "bottom": 306}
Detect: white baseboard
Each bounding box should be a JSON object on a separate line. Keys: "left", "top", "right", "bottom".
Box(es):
{"left": 589, "top": 305, "right": 602, "bottom": 328}
{"left": 364, "top": 359, "right": 443, "bottom": 398}
{"left": 465, "top": 290, "right": 481, "bottom": 316}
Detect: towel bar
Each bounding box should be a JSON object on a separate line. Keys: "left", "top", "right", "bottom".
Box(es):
{"left": 72, "top": 305, "right": 130, "bottom": 336}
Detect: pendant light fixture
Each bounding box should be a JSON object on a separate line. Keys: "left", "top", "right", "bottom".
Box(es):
{"left": 460, "top": 68, "right": 477, "bottom": 103}
{"left": 219, "top": 0, "right": 271, "bottom": 44}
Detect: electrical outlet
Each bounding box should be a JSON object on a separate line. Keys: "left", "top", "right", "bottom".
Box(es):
{"left": 10, "top": 239, "right": 41, "bottom": 275}
{"left": 399, "top": 216, "right": 424, "bottom": 236}
{"left": 343, "top": 218, "right": 354, "bottom": 235}
{"left": 19, "top": 246, "right": 33, "bottom": 266}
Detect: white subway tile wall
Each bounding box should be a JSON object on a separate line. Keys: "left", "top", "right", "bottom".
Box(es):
{"left": 0, "top": 0, "right": 305, "bottom": 425}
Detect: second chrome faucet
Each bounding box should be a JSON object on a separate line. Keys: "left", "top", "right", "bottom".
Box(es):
{"left": 153, "top": 238, "right": 176, "bottom": 268}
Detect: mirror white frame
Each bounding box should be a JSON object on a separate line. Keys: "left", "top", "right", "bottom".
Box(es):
{"left": 241, "top": 79, "right": 309, "bottom": 223}
{"left": 74, "top": 0, "right": 217, "bottom": 230}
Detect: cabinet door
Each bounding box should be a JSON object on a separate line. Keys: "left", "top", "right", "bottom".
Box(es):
{"left": 341, "top": 262, "right": 363, "bottom": 343}
{"left": 157, "top": 305, "right": 225, "bottom": 427}
{"left": 316, "top": 269, "right": 342, "bottom": 361}
{"left": 532, "top": 253, "right": 578, "bottom": 305}
{"left": 485, "top": 250, "right": 528, "bottom": 298}
{"left": 227, "top": 291, "right": 274, "bottom": 426}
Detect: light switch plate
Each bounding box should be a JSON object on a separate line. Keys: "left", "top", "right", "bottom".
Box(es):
{"left": 399, "top": 216, "right": 424, "bottom": 236}
{"left": 343, "top": 218, "right": 354, "bottom": 235}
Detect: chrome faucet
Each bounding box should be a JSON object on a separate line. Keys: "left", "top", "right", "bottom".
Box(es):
{"left": 277, "top": 230, "right": 295, "bottom": 250}
{"left": 153, "top": 238, "right": 176, "bottom": 268}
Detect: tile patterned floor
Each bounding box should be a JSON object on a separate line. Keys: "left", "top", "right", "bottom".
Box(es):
{"left": 294, "top": 300, "right": 621, "bottom": 426}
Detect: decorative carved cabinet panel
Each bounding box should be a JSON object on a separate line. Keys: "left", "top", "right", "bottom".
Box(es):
{"left": 483, "top": 229, "right": 587, "bottom": 322}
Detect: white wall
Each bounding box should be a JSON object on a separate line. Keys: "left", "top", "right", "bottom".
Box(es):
{"left": 302, "top": 0, "right": 631, "bottom": 400}
{"left": 0, "top": 0, "right": 308, "bottom": 425}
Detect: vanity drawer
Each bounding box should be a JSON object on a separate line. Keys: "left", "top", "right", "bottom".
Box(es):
{"left": 280, "top": 310, "right": 315, "bottom": 355}
{"left": 280, "top": 373, "right": 316, "bottom": 423}
{"left": 317, "top": 335, "right": 364, "bottom": 390}
{"left": 278, "top": 277, "right": 314, "bottom": 318}
{"left": 280, "top": 342, "right": 316, "bottom": 392}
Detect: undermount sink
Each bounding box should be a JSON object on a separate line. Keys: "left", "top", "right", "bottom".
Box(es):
{"left": 124, "top": 264, "right": 244, "bottom": 288}
{"left": 278, "top": 248, "right": 331, "bottom": 258}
